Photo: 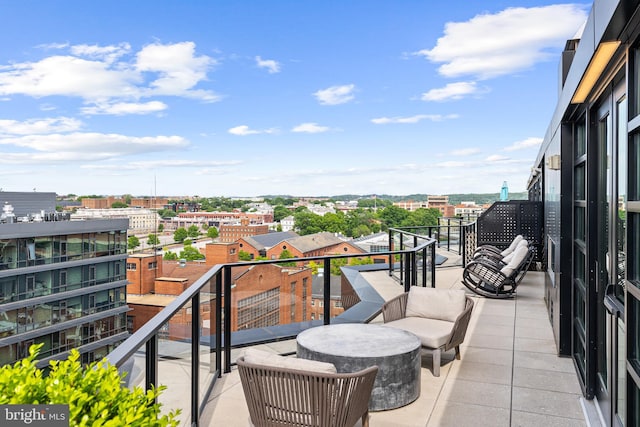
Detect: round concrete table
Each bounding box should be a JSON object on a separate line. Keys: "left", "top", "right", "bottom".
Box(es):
{"left": 296, "top": 323, "right": 421, "bottom": 411}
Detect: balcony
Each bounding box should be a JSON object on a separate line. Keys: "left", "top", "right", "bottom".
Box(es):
{"left": 106, "top": 221, "right": 589, "bottom": 426}
{"left": 200, "top": 268, "right": 586, "bottom": 426}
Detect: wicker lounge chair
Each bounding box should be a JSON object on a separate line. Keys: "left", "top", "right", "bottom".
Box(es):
{"left": 462, "top": 243, "right": 534, "bottom": 298}
{"left": 237, "top": 351, "right": 378, "bottom": 427}
{"left": 381, "top": 287, "right": 474, "bottom": 377}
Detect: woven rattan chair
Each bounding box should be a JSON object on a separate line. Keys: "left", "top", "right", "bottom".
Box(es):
{"left": 237, "top": 355, "right": 378, "bottom": 427}
{"left": 462, "top": 243, "right": 534, "bottom": 298}
{"left": 381, "top": 287, "right": 474, "bottom": 377}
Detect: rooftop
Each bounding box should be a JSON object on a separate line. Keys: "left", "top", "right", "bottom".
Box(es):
{"left": 197, "top": 262, "right": 589, "bottom": 426}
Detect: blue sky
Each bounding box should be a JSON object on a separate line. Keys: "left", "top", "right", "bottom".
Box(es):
{"left": 0, "top": 1, "right": 589, "bottom": 198}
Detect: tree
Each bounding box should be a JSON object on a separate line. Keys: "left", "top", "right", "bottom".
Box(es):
{"left": 164, "top": 251, "right": 178, "bottom": 260}
{"left": 127, "top": 235, "right": 140, "bottom": 250}
{"left": 147, "top": 234, "right": 160, "bottom": 246}
{"left": 273, "top": 205, "right": 291, "bottom": 222}
{"left": 187, "top": 225, "right": 200, "bottom": 238}
{"left": 238, "top": 250, "right": 252, "bottom": 261}
{"left": 158, "top": 223, "right": 164, "bottom": 232}
{"left": 111, "top": 201, "right": 128, "bottom": 208}
{"left": 173, "top": 227, "right": 188, "bottom": 243}
{"left": 179, "top": 245, "right": 205, "bottom": 261}
{"left": 207, "top": 227, "right": 219, "bottom": 239}
{"left": 377, "top": 205, "right": 410, "bottom": 230}
{"left": 278, "top": 249, "right": 297, "bottom": 266}
{"left": 294, "top": 210, "right": 323, "bottom": 235}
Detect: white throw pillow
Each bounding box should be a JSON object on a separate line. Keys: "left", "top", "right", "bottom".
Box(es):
{"left": 405, "top": 287, "right": 466, "bottom": 322}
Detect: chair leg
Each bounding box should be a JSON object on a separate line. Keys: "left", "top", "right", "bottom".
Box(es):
{"left": 455, "top": 345, "right": 461, "bottom": 360}
{"left": 362, "top": 411, "right": 369, "bottom": 427}
{"left": 432, "top": 348, "right": 441, "bottom": 377}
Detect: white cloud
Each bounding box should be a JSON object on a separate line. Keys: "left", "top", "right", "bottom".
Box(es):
{"left": 0, "top": 117, "right": 82, "bottom": 135}
{"left": 503, "top": 137, "right": 543, "bottom": 151}
{"left": 255, "top": 56, "right": 281, "bottom": 73}
{"left": 70, "top": 43, "right": 131, "bottom": 64}
{"left": 450, "top": 148, "right": 481, "bottom": 156}
{"left": 136, "top": 42, "right": 219, "bottom": 100}
{"left": 87, "top": 159, "right": 242, "bottom": 170}
{"left": 486, "top": 154, "right": 510, "bottom": 162}
{"left": 313, "top": 84, "right": 355, "bottom": 105}
{"left": 228, "top": 125, "right": 277, "bottom": 136}
{"left": 421, "top": 81, "right": 484, "bottom": 101}
{"left": 0, "top": 132, "right": 187, "bottom": 163}
{"left": 81, "top": 101, "right": 168, "bottom": 115}
{"left": 416, "top": 5, "right": 589, "bottom": 79}
{"left": 0, "top": 41, "right": 220, "bottom": 110}
{"left": 291, "top": 122, "right": 329, "bottom": 133}
{"left": 371, "top": 114, "right": 458, "bottom": 124}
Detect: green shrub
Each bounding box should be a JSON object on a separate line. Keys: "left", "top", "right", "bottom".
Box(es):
{"left": 0, "top": 344, "right": 179, "bottom": 426}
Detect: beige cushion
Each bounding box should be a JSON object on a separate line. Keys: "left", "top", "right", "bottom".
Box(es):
{"left": 242, "top": 347, "right": 337, "bottom": 373}
{"left": 501, "top": 245, "right": 529, "bottom": 277}
{"left": 405, "top": 287, "right": 467, "bottom": 322}
{"left": 385, "top": 317, "right": 454, "bottom": 349}
{"left": 502, "top": 240, "right": 528, "bottom": 263}
{"left": 499, "top": 235, "right": 523, "bottom": 257}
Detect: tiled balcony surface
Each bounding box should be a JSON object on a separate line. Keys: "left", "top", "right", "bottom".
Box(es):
{"left": 201, "top": 263, "right": 588, "bottom": 426}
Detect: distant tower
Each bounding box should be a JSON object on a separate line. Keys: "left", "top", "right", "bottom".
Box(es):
{"left": 500, "top": 181, "right": 509, "bottom": 201}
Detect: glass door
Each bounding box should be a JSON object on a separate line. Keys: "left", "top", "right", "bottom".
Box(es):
{"left": 594, "top": 81, "right": 627, "bottom": 426}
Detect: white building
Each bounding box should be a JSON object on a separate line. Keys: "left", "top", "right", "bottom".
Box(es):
{"left": 72, "top": 208, "right": 160, "bottom": 235}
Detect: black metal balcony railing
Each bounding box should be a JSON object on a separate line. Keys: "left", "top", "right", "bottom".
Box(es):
{"left": 105, "top": 229, "right": 440, "bottom": 426}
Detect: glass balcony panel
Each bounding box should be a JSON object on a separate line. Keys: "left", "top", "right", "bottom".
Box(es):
{"left": 199, "top": 279, "right": 217, "bottom": 407}
{"left": 157, "top": 311, "right": 192, "bottom": 427}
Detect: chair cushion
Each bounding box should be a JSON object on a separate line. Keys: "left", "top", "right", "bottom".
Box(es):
{"left": 405, "top": 287, "right": 467, "bottom": 322}
{"left": 501, "top": 245, "right": 529, "bottom": 277}
{"left": 385, "top": 317, "right": 454, "bottom": 349}
{"left": 499, "top": 235, "right": 523, "bottom": 257}
{"left": 242, "top": 347, "right": 337, "bottom": 373}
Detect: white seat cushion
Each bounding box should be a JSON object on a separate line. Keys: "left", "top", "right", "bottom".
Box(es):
{"left": 385, "top": 317, "right": 454, "bottom": 349}
{"left": 242, "top": 347, "right": 337, "bottom": 373}
{"left": 405, "top": 287, "right": 466, "bottom": 322}
{"left": 501, "top": 245, "right": 529, "bottom": 277}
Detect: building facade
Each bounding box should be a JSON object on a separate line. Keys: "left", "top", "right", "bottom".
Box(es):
{"left": 0, "top": 193, "right": 129, "bottom": 367}
{"left": 528, "top": 1, "right": 640, "bottom": 424}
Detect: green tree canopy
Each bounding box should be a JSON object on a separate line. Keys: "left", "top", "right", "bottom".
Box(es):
{"left": 173, "top": 227, "right": 188, "bottom": 243}
{"left": 127, "top": 235, "right": 140, "bottom": 250}
{"left": 111, "top": 201, "right": 128, "bottom": 208}
{"left": 179, "top": 245, "right": 205, "bottom": 261}
{"left": 187, "top": 225, "right": 200, "bottom": 238}
{"left": 207, "top": 227, "right": 219, "bottom": 239}
{"left": 147, "top": 234, "right": 160, "bottom": 246}
{"left": 273, "top": 205, "right": 291, "bottom": 222}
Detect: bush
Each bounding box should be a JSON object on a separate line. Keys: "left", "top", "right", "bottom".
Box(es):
{"left": 0, "top": 344, "right": 179, "bottom": 426}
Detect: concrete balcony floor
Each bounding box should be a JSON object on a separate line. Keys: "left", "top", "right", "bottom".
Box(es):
{"left": 201, "top": 262, "right": 589, "bottom": 426}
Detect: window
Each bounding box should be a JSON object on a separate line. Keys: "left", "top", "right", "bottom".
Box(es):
{"left": 126, "top": 263, "right": 137, "bottom": 271}
{"left": 148, "top": 261, "right": 157, "bottom": 270}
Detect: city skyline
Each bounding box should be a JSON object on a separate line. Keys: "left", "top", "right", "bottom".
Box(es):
{"left": 0, "top": 1, "right": 588, "bottom": 197}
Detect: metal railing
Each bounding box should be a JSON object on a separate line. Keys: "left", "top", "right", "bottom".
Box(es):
{"left": 106, "top": 235, "right": 437, "bottom": 426}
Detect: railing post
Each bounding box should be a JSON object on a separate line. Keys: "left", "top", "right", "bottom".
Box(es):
{"left": 404, "top": 250, "right": 412, "bottom": 292}
{"left": 323, "top": 258, "right": 331, "bottom": 324}
{"left": 421, "top": 245, "right": 427, "bottom": 287}
{"left": 399, "top": 233, "right": 404, "bottom": 285}
{"left": 223, "top": 265, "right": 232, "bottom": 373}
{"left": 145, "top": 334, "right": 158, "bottom": 394}
{"left": 447, "top": 218, "right": 451, "bottom": 251}
{"left": 215, "top": 273, "right": 222, "bottom": 376}
{"left": 431, "top": 241, "right": 436, "bottom": 287}
{"left": 191, "top": 292, "right": 200, "bottom": 426}
{"left": 388, "top": 229, "right": 393, "bottom": 276}
{"left": 461, "top": 224, "right": 467, "bottom": 267}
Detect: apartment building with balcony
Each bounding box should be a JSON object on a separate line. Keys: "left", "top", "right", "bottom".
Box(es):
{"left": 0, "top": 192, "right": 129, "bottom": 367}
{"left": 526, "top": 1, "right": 640, "bottom": 424}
